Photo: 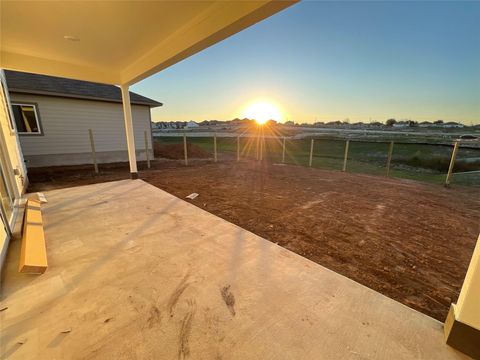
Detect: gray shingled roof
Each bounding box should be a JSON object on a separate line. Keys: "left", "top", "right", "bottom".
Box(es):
{"left": 5, "top": 70, "right": 162, "bottom": 108}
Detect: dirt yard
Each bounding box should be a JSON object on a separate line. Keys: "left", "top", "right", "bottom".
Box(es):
{"left": 28, "top": 159, "right": 479, "bottom": 321}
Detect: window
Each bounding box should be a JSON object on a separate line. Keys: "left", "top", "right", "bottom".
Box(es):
{"left": 11, "top": 103, "right": 42, "bottom": 135}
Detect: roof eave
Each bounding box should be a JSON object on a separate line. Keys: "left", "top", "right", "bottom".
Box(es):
{"left": 8, "top": 88, "right": 162, "bottom": 107}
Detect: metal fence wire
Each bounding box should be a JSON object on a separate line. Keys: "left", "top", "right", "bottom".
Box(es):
{"left": 153, "top": 135, "right": 480, "bottom": 187}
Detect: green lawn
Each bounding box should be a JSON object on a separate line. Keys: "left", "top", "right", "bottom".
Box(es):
{"left": 154, "top": 136, "right": 480, "bottom": 186}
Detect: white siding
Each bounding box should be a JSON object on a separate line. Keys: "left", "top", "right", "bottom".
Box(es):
{"left": 10, "top": 93, "right": 152, "bottom": 155}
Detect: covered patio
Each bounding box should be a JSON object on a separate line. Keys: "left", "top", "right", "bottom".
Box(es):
{"left": 0, "top": 180, "right": 468, "bottom": 359}
{"left": 1, "top": 1, "right": 479, "bottom": 358}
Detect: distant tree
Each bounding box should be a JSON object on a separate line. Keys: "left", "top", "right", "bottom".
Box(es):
{"left": 386, "top": 118, "right": 397, "bottom": 126}
{"left": 407, "top": 120, "right": 418, "bottom": 127}
{"left": 434, "top": 120, "right": 444, "bottom": 124}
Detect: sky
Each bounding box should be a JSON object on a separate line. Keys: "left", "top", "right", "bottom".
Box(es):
{"left": 132, "top": 1, "right": 480, "bottom": 125}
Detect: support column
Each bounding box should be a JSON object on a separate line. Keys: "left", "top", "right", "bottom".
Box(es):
{"left": 444, "top": 234, "right": 480, "bottom": 359}
{"left": 120, "top": 85, "right": 138, "bottom": 179}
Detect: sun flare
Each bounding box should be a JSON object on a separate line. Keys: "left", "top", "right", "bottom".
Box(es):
{"left": 242, "top": 102, "right": 282, "bottom": 124}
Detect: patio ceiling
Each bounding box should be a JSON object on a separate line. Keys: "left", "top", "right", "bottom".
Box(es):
{"left": 0, "top": 1, "right": 296, "bottom": 85}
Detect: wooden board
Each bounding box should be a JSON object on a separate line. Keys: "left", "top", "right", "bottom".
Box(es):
{"left": 18, "top": 199, "right": 47, "bottom": 273}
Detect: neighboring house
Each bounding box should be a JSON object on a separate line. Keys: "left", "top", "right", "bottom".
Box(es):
{"left": 5, "top": 70, "right": 162, "bottom": 167}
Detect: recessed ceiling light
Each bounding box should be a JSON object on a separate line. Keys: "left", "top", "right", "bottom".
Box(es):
{"left": 63, "top": 35, "right": 80, "bottom": 42}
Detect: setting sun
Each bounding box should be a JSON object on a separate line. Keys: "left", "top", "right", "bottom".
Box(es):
{"left": 242, "top": 101, "right": 282, "bottom": 124}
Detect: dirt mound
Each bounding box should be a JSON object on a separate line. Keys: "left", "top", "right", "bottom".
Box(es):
{"left": 153, "top": 142, "right": 211, "bottom": 159}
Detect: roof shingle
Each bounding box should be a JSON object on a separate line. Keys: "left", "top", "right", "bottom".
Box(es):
{"left": 4, "top": 70, "right": 162, "bottom": 107}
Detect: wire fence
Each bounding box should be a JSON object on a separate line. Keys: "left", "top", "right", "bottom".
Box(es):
{"left": 153, "top": 135, "right": 480, "bottom": 187}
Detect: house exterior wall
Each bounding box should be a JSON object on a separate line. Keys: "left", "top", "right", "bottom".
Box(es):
{"left": 9, "top": 93, "right": 154, "bottom": 167}
{"left": 0, "top": 70, "right": 28, "bottom": 276}
{"left": 0, "top": 83, "right": 27, "bottom": 195}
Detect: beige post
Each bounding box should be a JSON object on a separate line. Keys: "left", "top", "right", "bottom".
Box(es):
{"left": 237, "top": 136, "right": 240, "bottom": 162}
{"left": 309, "top": 139, "right": 314, "bottom": 167}
{"left": 214, "top": 133, "right": 217, "bottom": 162}
{"left": 88, "top": 129, "right": 99, "bottom": 174}
{"left": 445, "top": 141, "right": 459, "bottom": 186}
{"left": 386, "top": 141, "right": 394, "bottom": 176}
{"left": 282, "top": 137, "right": 286, "bottom": 163}
{"left": 120, "top": 85, "right": 138, "bottom": 179}
{"left": 183, "top": 132, "right": 188, "bottom": 166}
{"left": 444, "top": 234, "right": 480, "bottom": 359}
{"left": 144, "top": 131, "right": 151, "bottom": 169}
{"left": 342, "top": 140, "right": 350, "bottom": 172}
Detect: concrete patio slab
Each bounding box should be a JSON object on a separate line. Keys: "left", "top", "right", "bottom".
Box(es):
{"left": 0, "top": 180, "right": 469, "bottom": 359}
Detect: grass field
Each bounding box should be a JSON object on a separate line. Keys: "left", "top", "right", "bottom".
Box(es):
{"left": 154, "top": 136, "right": 480, "bottom": 186}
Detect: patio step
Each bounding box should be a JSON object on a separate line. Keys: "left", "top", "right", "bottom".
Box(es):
{"left": 18, "top": 198, "right": 48, "bottom": 274}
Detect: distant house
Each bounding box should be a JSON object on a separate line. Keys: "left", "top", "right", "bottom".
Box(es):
{"left": 5, "top": 70, "right": 162, "bottom": 167}
{"left": 392, "top": 121, "right": 409, "bottom": 128}
{"left": 185, "top": 121, "right": 199, "bottom": 128}
{"left": 418, "top": 121, "right": 432, "bottom": 128}
{"left": 443, "top": 121, "right": 464, "bottom": 128}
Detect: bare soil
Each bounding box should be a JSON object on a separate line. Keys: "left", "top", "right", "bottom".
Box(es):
{"left": 153, "top": 142, "right": 210, "bottom": 159}
{"left": 28, "top": 159, "right": 480, "bottom": 321}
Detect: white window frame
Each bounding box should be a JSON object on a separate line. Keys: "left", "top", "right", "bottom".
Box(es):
{"left": 11, "top": 102, "right": 43, "bottom": 136}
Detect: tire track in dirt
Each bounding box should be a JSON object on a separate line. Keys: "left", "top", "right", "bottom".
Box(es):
{"left": 178, "top": 299, "right": 196, "bottom": 360}
{"left": 167, "top": 274, "right": 190, "bottom": 316}
{"left": 220, "top": 285, "right": 235, "bottom": 316}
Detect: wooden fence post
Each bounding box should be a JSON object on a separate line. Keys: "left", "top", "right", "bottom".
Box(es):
{"left": 256, "top": 134, "right": 259, "bottom": 160}
{"left": 183, "top": 132, "right": 188, "bottom": 166}
{"left": 237, "top": 136, "right": 240, "bottom": 162}
{"left": 309, "top": 139, "right": 314, "bottom": 167}
{"left": 386, "top": 141, "right": 394, "bottom": 176}
{"left": 260, "top": 136, "right": 264, "bottom": 161}
{"left": 88, "top": 129, "right": 99, "bottom": 174}
{"left": 445, "top": 141, "right": 459, "bottom": 186}
{"left": 282, "top": 137, "right": 286, "bottom": 163}
{"left": 214, "top": 133, "right": 217, "bottom": 162}
{"left": 144, "top": 130, "right": 151, "bottom": 169}
{"left": 342, "top": 139, "right": 350, "bottom": 172}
